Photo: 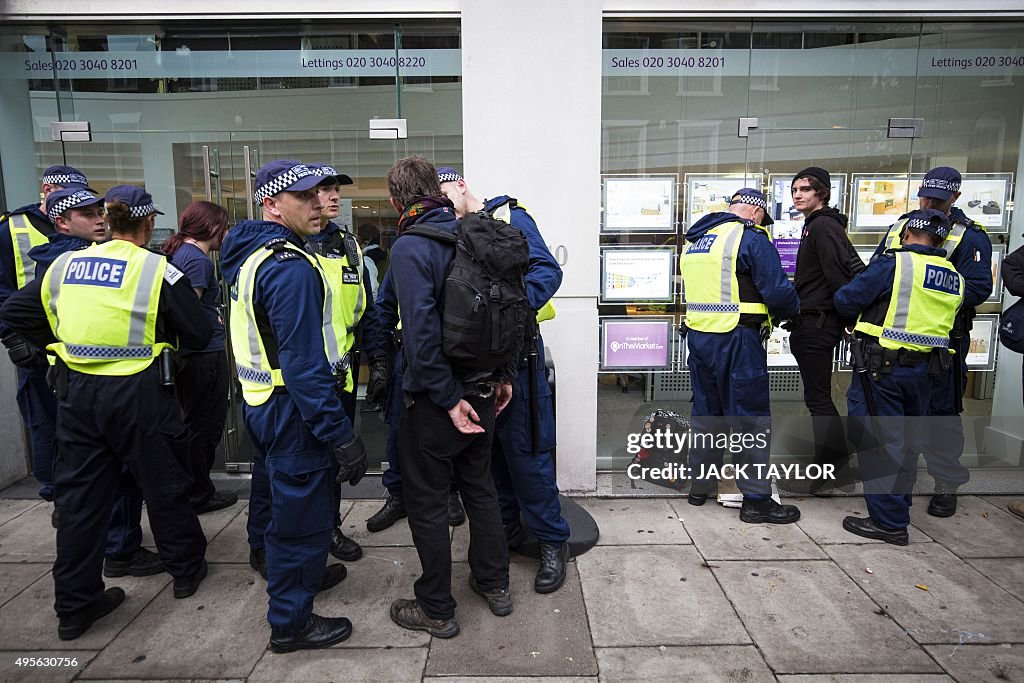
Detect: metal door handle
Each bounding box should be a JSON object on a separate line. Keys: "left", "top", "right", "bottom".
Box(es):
{"left": 201, "top": 146, "right": 213, "bottom": 201}
{"left": 243, "top": 145, "right": 254, "bottom": 220}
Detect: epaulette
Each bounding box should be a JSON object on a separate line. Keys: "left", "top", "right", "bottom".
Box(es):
{"left": 264, "top": 237, "right": 301, "bottom": 263}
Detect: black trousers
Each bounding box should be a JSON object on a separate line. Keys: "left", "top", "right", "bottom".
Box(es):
{"left": 789, "top": 311, "right": 851, "bottom": 469}
{"left": 53, "top": 365, "right": 207, "bottom": 617}
{"left": 175, "top": 351, "right": 230, "bottom": 505}
{"left": 398, "top": 392, "right": 508, "bottom": 620}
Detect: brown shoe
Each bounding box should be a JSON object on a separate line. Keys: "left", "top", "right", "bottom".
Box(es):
{"left": 389, "top": 598, "right": 459, "bottom": 638}
{"left": 1008, "top": 500, "right": 1024, "bottom": 521}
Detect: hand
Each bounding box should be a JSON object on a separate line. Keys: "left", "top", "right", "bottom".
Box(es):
{"left": 495, "top": 382, "right": 513, "bottom": 415}
{"left": 334, "top": 435, "right": 368, "bottom": 486}
{"left": 365, "top": 353, "right": 391, "bottom": 404}
{"left": 448, "top": 399, "right": 485, "bottom": 434}
{"left": 2, "top": 332, "right": 45, "bottom": 369}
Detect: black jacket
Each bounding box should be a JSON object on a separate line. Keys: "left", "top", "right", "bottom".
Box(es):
{"left": 1003, "top": 241, "right": 1024, "bottom": 298}
{"left": 793, "top": 207, "right": 860, "bottom": 314}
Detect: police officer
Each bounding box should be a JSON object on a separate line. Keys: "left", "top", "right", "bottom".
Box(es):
{"left": 838, "top": 209, "right": 964, "bottom": 545}
{"left": 0, "top": 186, "right": 212, "bottom": 640}
{"left": 437, "top": 167, "right": 571, "bottom": 593}
{"left": 871, "top": 168, "right": 992, "bottom": 517}
{"left": 0, "top": 165, "right": 92, "bottom": 518}
{"left": 306, "top": 163, "right": 381, "bottom": 562}
{"left": 787, "top": 167, "right": 861, "bottom": 493}
{"left": 680, "top": 188, "right": 801, "bottom": 524}
{"left": 23, "top": 187, "right": 164, "bottom": 580}
{"left": 219, "top": 159, "right": 363, "bottom": 653}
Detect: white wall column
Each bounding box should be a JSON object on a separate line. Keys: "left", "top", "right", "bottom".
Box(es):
{"left": 460, "top": 0, "right": 602, "bottom": 491}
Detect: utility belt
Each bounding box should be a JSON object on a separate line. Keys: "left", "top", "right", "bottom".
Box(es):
{"left": 852, "top": 336, "right": 951, "bottom": 377}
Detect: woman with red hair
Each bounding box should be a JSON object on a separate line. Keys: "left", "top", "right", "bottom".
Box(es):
{"left": 162, "top": 201, "right": 236, "bottom": 513}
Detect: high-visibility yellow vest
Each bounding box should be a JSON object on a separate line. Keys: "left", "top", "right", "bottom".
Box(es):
{"left": 882, "top": 216, "right": 986, "bottom": 264}
{"left": 492, "top": 200, "right": 557, "bottom": 324}
{"left": 40, "top": 239, "right": 174, "bottom": 376}
{"left": 854, "top": 250, "right": 963, "bottom": 352}
{"left": 230, "top": 238, "right": 346, "bottom": 406}
{"left": 7, "top": 214, "right": 50, "bottom": 289}
{"left": 681, "top": 221, "right": 769, "bottom": 333}
{"left": 308, "top": 231, "right": 365, "bottom": 394}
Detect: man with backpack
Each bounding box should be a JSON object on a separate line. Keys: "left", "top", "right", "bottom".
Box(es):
{"left": 437, "top": 167, "right": 572, "bottom": 594}
{"left": 385, "top": 156, "right": 520, "bottom": 637}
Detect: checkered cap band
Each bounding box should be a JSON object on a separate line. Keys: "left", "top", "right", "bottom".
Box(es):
{"left": 731, "top": 194, "right": 767, "bottom": 210}
{"left": 42, "top": 172, "right": 88, "bottom": 187}
{"left": 311, "top": 165, "right": 339, "bottom": 177}
{"left": 921, "top": 178, "right": 960, "bottom": 193}
{"left": 906, "top": 216, "right": 949, "bottom": 237}
{"left": 48, "top": 190, "right": 99, "bottom": 221}
{"left": 128, "top": 203, "right": 158, "bottom": 218}
{"left": 254, "top": 164, "right": 317, "bottom": 204}
{"left": 438, "top": 170, "right": 462, "bottom": 183}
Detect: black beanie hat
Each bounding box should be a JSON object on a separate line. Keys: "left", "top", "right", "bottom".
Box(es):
{"left": 792, "top": 166, "right": 831, "bottom": 189}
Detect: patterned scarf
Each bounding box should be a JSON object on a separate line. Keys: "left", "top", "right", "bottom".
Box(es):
{"left": 397, "top": 195, "right": 455, "bottom": 234}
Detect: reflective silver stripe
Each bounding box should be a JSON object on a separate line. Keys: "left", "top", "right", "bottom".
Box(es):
{"left": 65, "top": 343, "right": 154, "bottom": 359}
{"left": 239, "top": 253, "right": 264, "bottom": 369}
{"left": 13, "top": 230, "right": 35, "bottom": 287}
{"left": 321, "top": 260, "right": 343, "bottom": 366}
{"left": 942, "top": 223, "right": 966, "bottom": 262}
{"left": 890, "top": 252, "right": 915, "bottom": 334}
{"left": 347, "top": 277, "right": 364, "bottom": 334}
{"left": 46, "top": 251, "right": 75, "bottom": 339}
{"left": 719, "top": 225, "right": 743, "bottom": 304}
{"left": 128, "top": 253, "right": 163, "bottom": 346}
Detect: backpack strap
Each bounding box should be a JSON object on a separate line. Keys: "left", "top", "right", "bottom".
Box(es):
{"left": 401, "top": 225, "right": 459, "bottom": 244}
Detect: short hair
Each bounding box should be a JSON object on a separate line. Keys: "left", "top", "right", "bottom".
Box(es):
{"left": 906, "top": 227, "right": 943, "bottom": 247}
{"left": 357, "top": 223, "right": 380, "bottom": 243}
{"left": 387, "top": 156, "right": 441, "bottom": 209}
{"left": 794, "top": 174, "right": 830, "bottom": 206}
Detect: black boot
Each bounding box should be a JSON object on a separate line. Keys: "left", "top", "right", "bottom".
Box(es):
{"left": 927, "top": 481, "right": 959, "bottom": 518}
{"left": 535, "top": 541, "right": 569, "bottom": 594}
{"left": 103, "top": 547, "right": 165, "bottom": 578}
{"left": 58, "top": 587, "right": 126, "bottom": 641}
{"left": 688, "top": 480, "right": 716, "bottom": 507}
{"left": 270, "top": 613, "right": 352, "bottom": 653}
{"left": 739, "top": 497, "right": 801, "bottom": 525}
{"left": 366, "top": 495, "right": 406, "bottom": 532}
{"left": 842, "top": 515, "right": 909, "bottom": 546}
{"left": 330, "top": 527, "right": 363, "bottom": 561}
{"left": 448, "top": 491, "right": 466, "bottom": 526}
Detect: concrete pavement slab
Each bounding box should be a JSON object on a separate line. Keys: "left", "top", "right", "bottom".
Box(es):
{"left": 577, "top": 545, "right": 748, "bottom": 647}
{"left": 0, "top": 502, "right": 55, "bottom": 562}
{"left": 0, "top": 570, "right": 170, "bottom": 650}
{"left": 424, "top": 678, "right": 596, "bottom": 683}
{"left": 340, "top": 501, "right": 415, "bottom": 547}
{"left": 595, "top": 645, "right": 774, "bottom": 682}
{"left": 425, "top": 561, "right": 597, "bottom": 677}
{"left": 80, "top": 565, "right": 267, "bottom": 679}
{"left": 0, "top": 562, "right": 49, "bottom": 609}
{"left": 0, "top": 499, "right": 41, "bottom": 527}
{"left": 310, "top": 546, "right": 429, "bottom": 648}
{"left": 910, "top": 496, "right": 1024, "bottom": 558}
{"left": 924, "top": 643, "right": 1024, "bottom": 682}
{"left": 978, "top": 497, "right": 1024, "bottom": 518}
{"left": 777, "top": 676, "right": 952, "bottom": 682}
{"left": 249, "top": 646, "right": 427, "bottom": 681}
{"left": 669, "top": 499, "right": 826, "bottom": 561}
{"left": 712, "top": 560, "right": 939, "bottom": 674}
{"left": 789, "top": 497, "right": 933, "bottom": 545}
{"left": 204, "top": 505, "right": 253, "bottom": 565}
{"left": 0, "top": 651, "right": 97, "bottom": 682}
{"left": 826, "top": 543, "right": 1024, "bottom": 644}
{"left": 576, "top": 499, "right": 691, "bottom": 545}
{"left": 140, "top": 500, "right": 249, "bottom": 549}
{"left": 966, "top": 558, "right": 1024, "bottom": 602}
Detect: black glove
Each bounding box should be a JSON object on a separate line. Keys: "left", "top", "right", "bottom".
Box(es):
{"left": 2, "top": 332, "right": 46, "bottom": 369}
{"left": 365, "top": 353, "right": 391, "bottom": 404}
{"left": 334, "top": 435, "right": 368, "bottom": 486}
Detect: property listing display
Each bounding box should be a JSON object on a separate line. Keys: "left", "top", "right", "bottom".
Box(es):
{"left": 599, "top": 173, "right": 1007, "bottom": 373}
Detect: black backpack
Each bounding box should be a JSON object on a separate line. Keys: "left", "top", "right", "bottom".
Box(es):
{"left": 403, "top": 203, "right": 531, "bottom": 376}
{"left": 999, "top": 299, "right": 1024, "bottom": 353}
